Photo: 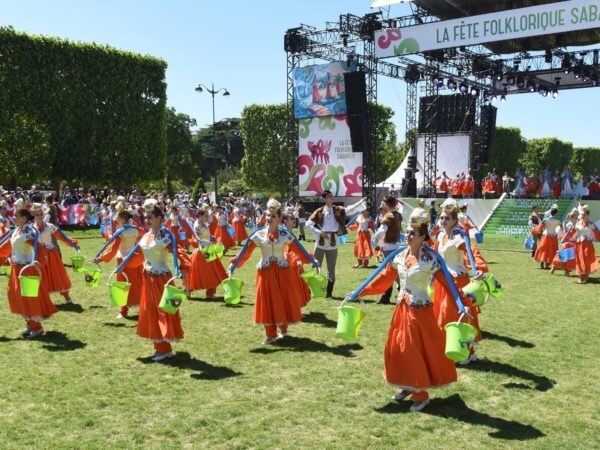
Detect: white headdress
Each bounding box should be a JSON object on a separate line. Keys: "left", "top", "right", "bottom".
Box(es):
{"left": 409, "top": 207, "right": 429, "bottom": 227}
{"left": 143, "top": 198, "right": 158, "bottom": 211}
{"left": 267, "top": 198, "right": 281, "bottom": 211}
{"left": 440, "top": 198, "right": 459, "bottom": 212}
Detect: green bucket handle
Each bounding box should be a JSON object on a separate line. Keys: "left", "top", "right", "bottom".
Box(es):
{"left": 18, "top": 263, "right": 42, "bottom": 298}
{"left": 108, "top": 271, "right": 131, "bottom": 307}
{"left": 159, "top": 275, "right": 186, "bottom": 314}
{"left": 82, "top": 260, "right": 103, "bottom": 288}
{"left": 444, "top": 313, "right": 478, "bottom": 362}
{"left": 482, "top": 273, "right": 504, "bottom": 298}
{"left": 336, "top": 298, "right": 367, "bottom": 342}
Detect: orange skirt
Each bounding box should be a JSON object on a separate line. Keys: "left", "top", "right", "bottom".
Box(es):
{"left": 214, "top": 225, "right": 236, "bottom": 250}
{"left": 254, "top": 264, "right": 303, "bottom": 326}
{"left": 534, "top": 234, "right": 559, "bottom": 264}
{"left": 43, "top": 247, "right": 71, "bottom": 294}
{"left": 7, "top": 263, "right": 58, "bottom": 321}
{"left": 385, "top": 300, "right": 457, "bottom": 390}
{"left": 137, "top": 272, "right": 184, "bottom": 341}
{"left": 575, "top": 240, "right": 599, "bottom": 275}
{"left": 432, "top": 274, "right": 482, "bottom": 341}
{"left": 208, "top": 219, "right": 217, "bottom": 235}
{"left": 287, "top": 252, "right": 311, "bottom": 307}
{"left": 189, "top": 250, "right": 227, "bottom": 291}
{"left": 232, "top": 221, "right": 248, "bottom": 242}
{"left": 550, "top": 242, "right": 576, "bottom": 272}
{"left": 116, "top": 257, "right": 142, "bottom": 306}
{"left": 354, "top": 230, "right": 374, "bottom": 260}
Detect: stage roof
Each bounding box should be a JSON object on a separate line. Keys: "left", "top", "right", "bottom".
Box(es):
{"left": 416, "top": 0, "right": 600, "bottom": 54}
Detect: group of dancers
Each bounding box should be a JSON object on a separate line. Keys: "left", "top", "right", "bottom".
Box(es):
{"left": 2, "top": 191, "right": 496, "bottom": 412}
{"left": 528, "top": 202, "right": 600, "bottom": 283}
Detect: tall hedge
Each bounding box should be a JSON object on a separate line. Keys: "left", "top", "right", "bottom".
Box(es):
{"left": 0, "top": 26, "right": 167, "bottom": 187}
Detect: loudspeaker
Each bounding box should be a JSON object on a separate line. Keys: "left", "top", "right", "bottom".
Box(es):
{"left": 344, "top": 71, "right": 368, "bottom": 153}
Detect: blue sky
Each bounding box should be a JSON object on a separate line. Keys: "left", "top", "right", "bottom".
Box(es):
{"left": 2, "top": 0, "right": 598, "bottom": 147}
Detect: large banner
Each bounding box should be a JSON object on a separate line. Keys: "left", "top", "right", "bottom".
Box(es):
{"left": 293, "top": 61, "right": 356, "bottom": 119}
{"left": 375, "top": 0, "right": 600, "bottom": 56}
{"left": 298, "top": 115, "right": 363, "bottom": 197}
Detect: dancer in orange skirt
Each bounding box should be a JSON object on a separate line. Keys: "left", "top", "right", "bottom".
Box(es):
{"left": 550, "top": 208, "right": 579, "bottom": 276}
{"left": 132, "top": 201, "right": 191, "bottom": 361}
{"left": 230, "top": 199, "right": 317, "bottom": 344}
{"left": 282, "top": 211, "right": 311, "bottom": 308}
{"left": 570, "top": 204, "right": 600, "bottom": 283}
{"left": 0, "top": 208, "right": 57, "bottom": 338}
{"left": 188, "top": 207, "right": 227, "bottom": 299}
{"left": 348, "top": 209, "right": 374, "bottom": 268}
{"left": 32, "top": 204, "right": 79, "bottom": 304}
{"left": 213, "top": 205, "right": 236, "bottom": 251}
{"left": 165, "top": 203, "right": 194, "bottom": 252}
{"left": 533, "top": 205, "right": 562, "bottom": 269}
{"left": 231, "top": 206, "right": 249, "bottom": 246}
{"left": 432, "top": 199, "right": 487, "bottom": 365}
{"left": 352, "top": 207, "right": 458, "bottom": 411}
{"left": 93, "top": 210, "right": 144, "bottom": 318}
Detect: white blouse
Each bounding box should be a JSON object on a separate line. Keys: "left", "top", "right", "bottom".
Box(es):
{"left": 139, "top": 229, "right": 173, "bottom": 275}
{"left": 11, "top": 224, "right": 37, "bottom": 265}
{"left": 391, "top": 247, "right": 440, "bottom": 307}
{"left": 250, "top": 228, "right": 295, "bottom": 269}
{"left": 436, "top": 229, "right": 467, "bottom": 277}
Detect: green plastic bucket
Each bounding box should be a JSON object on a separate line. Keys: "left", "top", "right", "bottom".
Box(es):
{"left": 18, "top": 264, "right": 42, "bottom": 297}
{"left": 71, "top": 255, "right": 86, "bottom": 273}
{"left": 108, "top": 272, "right": 130, "bottom": 307}
{"left": 444, "top": 322, "right": 478, "bottom": 362}
{"left": 159, "top": 277, "right": 186, "bottom": 314}
{"left": 221, "top": 277, "right": 244, "bottom": 305}
{"left": 299, "top": 267, "right": 317, "bottom": 280}
{"left": 482, "top": 273, "right": 503, "bottom": 298}
{"left": 336, "top": 305, "right": 367, "bottom": 342}
{"left": 306, "top": 274, "right": 327, "bottom": 298}
{"left": 463, "top": 280, "right": 487, "bottom": 307}
{"left": 83, "top": 267, "right": 102, "bottom": 288}
{"left": 204, "top": 244, "right": 224, "bottom": 262}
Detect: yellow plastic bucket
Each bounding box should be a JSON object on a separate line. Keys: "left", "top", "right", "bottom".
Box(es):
{"left": 159, "top": 277, "right": 186, "bottom": 314}
{"left": 462, "top": 280, "right": 488, "bottom": 307}
{"left": 444, "top": 322, "right": 478, "bottom": 362}
{"left": 336, "top": 305, "right": 367, "bottom": 342}
{"left": 221, "top": 277, "right": 244, "bottom": 305}
{"left": 482, "top": 273, "right": 504, "bottom": 298}
{"left": 18, "top": 264, "right": 42, "bottom": 297}
{"left": 108, "top": 272, "right": 131, "bottom": 307}
{"left": 83, "top": 263, "right": 102, "bottom": 288}
{"left": 71, "top": 255, "right": 86, "bottom": 273}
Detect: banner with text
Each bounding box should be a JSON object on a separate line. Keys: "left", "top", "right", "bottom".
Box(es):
{"left": 298, "top": 115, "right": 363, "bottom": 197}
{"left": 375, "top": 0, "right": 600, "bottom": 57}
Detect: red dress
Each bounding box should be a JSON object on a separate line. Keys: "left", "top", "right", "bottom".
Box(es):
{"left": 231, "top": 209, "right": 249, "bottom": 242}
{"left": 98, "top": 225, "right": 144, "bottom": 307}
{"left": 573, "top": 220, "right": 600, "bottom": 276}
{"left": 359, "top": 248, "right": 457, "bottom": 391}
{"left": 349, "top": 216, "right": 375, "bottom": 261}
{"left": 36, "top": 222, "right": 79, "bottom": 296}
{"left": 188, "top": 220, "right": 227, "bottom": 292}
{"left": 533, "top": 217, "right": 561, "bottom": 264}
{"left": 233, "top": 228, "right": 312, "bottom": 326}
{"left": 214, "top": 212, "right": 236, "bottom": 250}
{"left": 0, "top": 225, "right": 58, "bottom": 322}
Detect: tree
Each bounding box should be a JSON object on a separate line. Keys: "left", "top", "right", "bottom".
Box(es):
{"left": 193, "top": 118, "right": 243, "bottom": 181}
{"left": 369, "top": 103, "right": 403, "bottom": 183}
{"left": 489, "top": 127, "right": 527, "bottom": 176}
{"left": 570, "top": 147, "right": 600, "bottom": 178}
{"left": 165, "top": 107, "right": 200, "bottom": 193}
{"left": 240, "top": 104, "right": 292, "bottom": 196}
{"left": 519, "top": 137, "right": 573, "bottom": 175}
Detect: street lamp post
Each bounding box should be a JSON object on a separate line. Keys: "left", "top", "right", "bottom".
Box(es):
{"left": 195, "top": 83, "right": 230, "bottom": 202}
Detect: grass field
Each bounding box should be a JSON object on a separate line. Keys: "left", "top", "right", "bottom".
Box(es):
{"left": 0, "top": 230, "right": 599, "bottom": 449}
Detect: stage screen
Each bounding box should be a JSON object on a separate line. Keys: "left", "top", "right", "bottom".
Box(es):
{"left": 298, "top": 115, "right": 363, "bottom": 197}
{"left": 416, "top": 134, "right": 471, "bottom": 188}
{"left": 293, "top": 61, "right": 356, "bottom": 119}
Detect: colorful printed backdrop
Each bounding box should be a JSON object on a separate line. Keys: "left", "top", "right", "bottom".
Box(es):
{"left": 298, "top": 115, "right": 363, "bottom": 197}
{"left": 293, "top": 61, "right": 355, "bottom": 119}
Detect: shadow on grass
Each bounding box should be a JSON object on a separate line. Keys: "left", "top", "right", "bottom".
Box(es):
{"left": 137, "top": 351, "right": 242, "bottom": 380}
{"left": 123, "top": 315, "right": 139, "bottom": 322}
{"left": 103, "top": 322, "right": 134, "bottom": 328}
{"left": 187, "top": 295, "right": 224, "bottom": 303}
{"left": 375, "top": 394, "right": 545, "bottom": 440}
{"left": 459, "top": 358, "right": 555, "bottom": 392}
{"left": 481, "top": 331, "right": 535, "bottom": 348}
{"left": 55, "top": 303, "right": 85, "bottom": 313}
{"left": 88, "top": 305, "right": 107, "bottom": 309}
{"left": 39, "top": 331, "right": 87, "bottom": 352}
{"left": 0, "top": 336, "right": 19, "bottom": 342}
{"left": 302, "top": 311, "right": 337, "bottom": 328}
{"left": 250, "top": 336, "right": 362, "bottom": 357}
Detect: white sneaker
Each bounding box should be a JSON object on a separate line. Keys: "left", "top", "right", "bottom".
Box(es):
{"left": 278, "top": 330, "right": 288, "bottom": 339}
{"left": 262, "top": 336, "right": 278, "bottom": 345}
{"left": 65, "top": 298, "right": 73, "bottom": 304}
{"left": 458, "top": 353, "right": 478, "bottom": 366}
{"left": 26, "top": 329, "right": 44, "bottom": 339}
{"left": 409, "top": 399, "right": 430, "bottom": 412}
{"left": 151, "top": 352, "right": 173, "bottom": 362}
{"left": 393, "top": 390, "right": 411, "bottom": 401}
{"left": 115, "top": 313, "right": 125, "bottom": 319}
{"left": 21, "top": 329, "right": 31, "bottom": 338}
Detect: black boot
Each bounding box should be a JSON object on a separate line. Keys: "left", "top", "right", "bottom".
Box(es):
{"left": 377, "top": 287, "right": 392, "bottom": 304}
{"left": 326, "top": 280, "right": 334, "bottom": 299}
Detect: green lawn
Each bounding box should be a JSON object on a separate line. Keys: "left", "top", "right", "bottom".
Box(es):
{"left": 0, "top": 231, "right": 598, "bottom": 449}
